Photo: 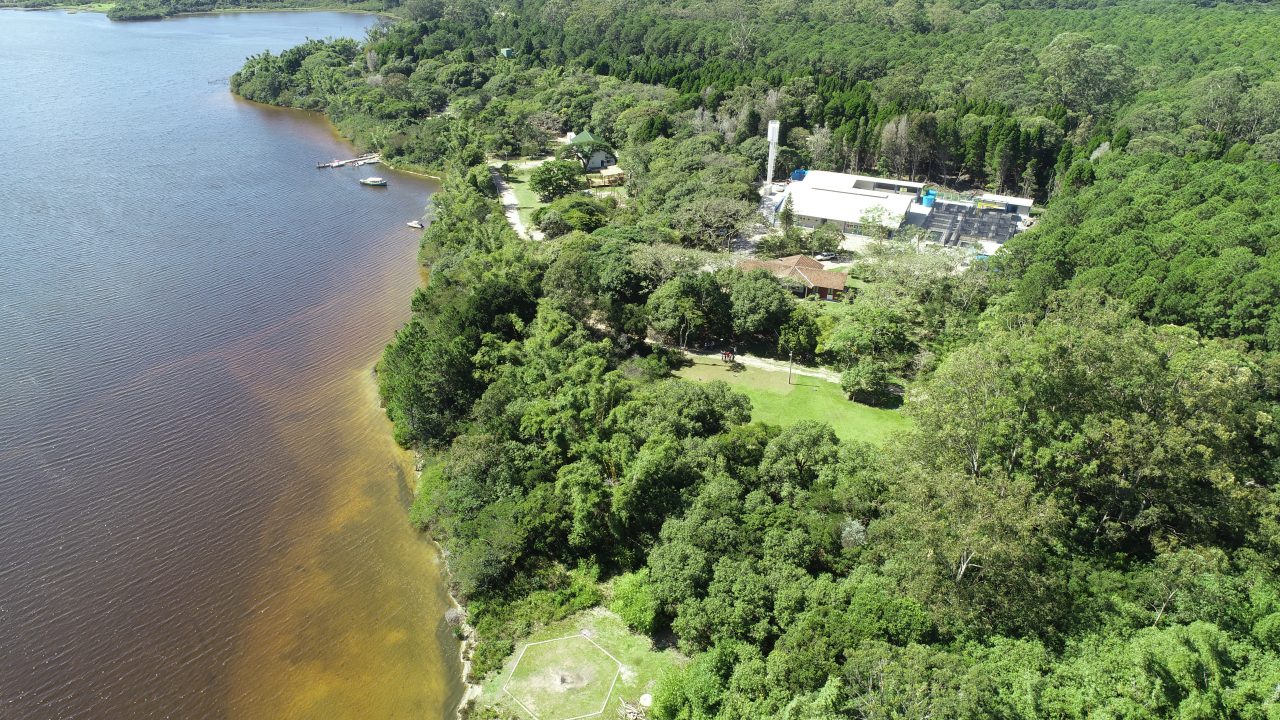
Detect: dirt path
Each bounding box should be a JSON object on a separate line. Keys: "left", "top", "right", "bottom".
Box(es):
{"left": 684, "top": 349, "right": 842, "bottom": 383}
{"left": 491, "top": 156, "right": 553, "bottom": 241}
{"left": 489, "top": 167, "right": 538, "bottom": 240}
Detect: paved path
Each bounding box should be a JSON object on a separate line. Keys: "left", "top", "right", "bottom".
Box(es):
{"left": 490, "top": 167, "right": 536, "bottom": 240}
{"left": 684, "top": 349, "right": 841, "bottom": 383}
{"left": 490, "top": 157, "right": 552, "bottom": 241}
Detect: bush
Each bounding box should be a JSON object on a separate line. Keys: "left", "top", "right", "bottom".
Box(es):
{"left": 533, "top": 195, "right": 612, "bottom": 238}
{"left": 610, "top": 569, "right": 660, "bottom": 634}
{"left": 466, "top": 165, "right": 497, "bottom": 198}
{"left": 468, "top": 564, "right": 603, "bottom": 675}
{"left": 408, "top": 460, "right": 446, "bottom": 531}
{"left": 841, "top": 359, "right": 892, "bottom": 405}
{"left": 755, "top": 225, "right": 842, "bottom": 258}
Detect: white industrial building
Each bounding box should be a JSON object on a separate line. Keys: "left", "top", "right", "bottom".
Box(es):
{"left": 783, "top": 171, "right": 922, "bottom": 234}
{"left": 773, "top": 170, "right": 1034, "bottom": 254}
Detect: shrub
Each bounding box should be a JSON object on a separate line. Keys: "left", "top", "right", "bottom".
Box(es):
{"left": 1254, "top": 612, "right": 1280, "bottom": 649}
{"left": 841, "top": 359, "right": 892, "bottom": 405}
{"left": 408, "top": 460, "right": 446, "bottom": 531}
{"left": 611, "top": 569, "right": 660, "bottom": 634}
{"left": 533, "top": 195, "right": 611, "bottom": 238}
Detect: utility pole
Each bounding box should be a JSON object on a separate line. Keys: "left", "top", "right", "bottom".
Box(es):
{"left": 788, "top": 349, "right": 794, "bottom": 385}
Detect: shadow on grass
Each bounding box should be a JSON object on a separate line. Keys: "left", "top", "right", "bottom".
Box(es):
{"left": 879, "top": 393, "right": 905, "bottom": 410}
{"left": 683, "top": 355, "right": 746, "bottom": 373}
{"left": 850, "top": 387, "right": 905, "bottom": 410}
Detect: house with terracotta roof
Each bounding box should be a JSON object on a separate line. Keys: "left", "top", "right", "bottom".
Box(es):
{"left": 738, "top": 255, "right": 848, "bottom": 301}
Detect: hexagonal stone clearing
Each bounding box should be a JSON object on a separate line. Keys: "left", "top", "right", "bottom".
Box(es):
{"left": 502, "top": 633, "right": 622, "bottom": 720}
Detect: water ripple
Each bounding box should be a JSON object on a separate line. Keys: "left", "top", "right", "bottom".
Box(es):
{"left": 0, "top": 10, "right": 459, "bottom": 720}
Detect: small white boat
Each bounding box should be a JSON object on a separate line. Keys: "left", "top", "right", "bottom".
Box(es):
{"left": 407, "top": 220, "right": 424, "bottom": 229}
{"left": 359, "top": 177, "right": 387, "bottom": 187}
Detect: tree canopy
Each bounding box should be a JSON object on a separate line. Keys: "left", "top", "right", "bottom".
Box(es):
{"left": 230, "top": 2, "right": 1280, "bottom": 715}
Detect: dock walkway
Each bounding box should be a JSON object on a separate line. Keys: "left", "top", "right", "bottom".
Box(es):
{"left": 317, "top": 153, "right": 381, "bottom": 169}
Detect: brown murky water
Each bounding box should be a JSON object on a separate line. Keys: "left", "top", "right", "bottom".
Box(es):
{"left": 0, "top": 10, "right": 461, "bottom": 718}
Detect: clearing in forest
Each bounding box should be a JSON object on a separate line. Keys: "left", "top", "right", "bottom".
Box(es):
{"left": 479, "top": 609, "right": 681, "bottom": 720}
{"left": 508, "top": 160, "right": 548, "bottom": 233}
{"left": 676, "top": 357, "right": 911, "bottom": 444}
{"left": 502, "top": 633, "right": 622, "bottom": 720}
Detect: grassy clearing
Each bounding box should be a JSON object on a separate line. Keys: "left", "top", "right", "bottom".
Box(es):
{"left": 676, "top": 358, "right": 911, "bottom": 445}
{"left": 480, "top": 608, "right": 683, "bottom": 720}
{"left": 509, "top": 165, "right": 543, "bottom": 232}
{"left": 588, "top": 185, "right": 626, "bottom": 201}
{"left": 504, "top": 635, "right": 619, "bottom": 719}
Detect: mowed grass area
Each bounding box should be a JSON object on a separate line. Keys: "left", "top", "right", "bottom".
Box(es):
{"left": 509, "top": 165, "right": 543, "bottom": 231}
{"left": 481, "top": 609, "right": 683, "bottom": 720}
{"left": 503, "top": 635, "right": 620, "bottom": 719}
{"left": 675, "top": 359, "right": 911, "bottom": 445}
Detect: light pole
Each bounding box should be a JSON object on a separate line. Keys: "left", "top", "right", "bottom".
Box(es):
{"left": 788, "top": 350, "right": 794, "bottom": 385}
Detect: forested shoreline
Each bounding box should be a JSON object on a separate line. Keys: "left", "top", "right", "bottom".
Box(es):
{"left": 232, "top": 1, "right": 1280, "bottom": 716}
{"left": 0, "top": 0, "right": 390, "bottom": 21}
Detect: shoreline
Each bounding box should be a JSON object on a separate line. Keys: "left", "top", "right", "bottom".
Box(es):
{"left": 382, "top": 161, "right": 443, "bottom": 181}
{"left": 228, "top": 93, "right": 447, "bottom": 182}
{"left": 1, "top": 4, "right": 398, "bottom": 20}
{"left": 432, "top": 515, "right": 483, "bottom": 718}
{"left": 236, "top": 42, "right": 468, "bottom": 714}
{"left": 372, "top": 359, "right": 481, "bottom": 717}
{"left": 373, "top": 350, "right": 480, "bottom": 719}
{"left": 235, "top": 66, "right": 468, "bottom": 714}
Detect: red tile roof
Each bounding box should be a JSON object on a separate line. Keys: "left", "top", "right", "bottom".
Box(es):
{"left": 738, "top": 256, "right": 847, "bottom": 292}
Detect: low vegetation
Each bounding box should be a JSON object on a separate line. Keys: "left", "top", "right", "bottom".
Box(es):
{"left": 476, "top": 609, "right": 682, "bottom": 719}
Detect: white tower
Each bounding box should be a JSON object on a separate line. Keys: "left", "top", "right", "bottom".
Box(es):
{"left": 765, "top": 120, "right": 780, "bottom": 190}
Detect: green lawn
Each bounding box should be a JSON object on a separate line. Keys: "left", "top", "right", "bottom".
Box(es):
{"left": 503, "top": 635, "right": 619, "bottom": 719}
{"left": 675, "top": 359, "right": 911, "bottom": 445}
{"left": 509, "top": 165, "right": 543, "bottom": 232}
{"left": 816, "top": 269, "right": 862, "bottom": 291}
{"left": 481, "top": 609, "right": 683, "bottom": 720}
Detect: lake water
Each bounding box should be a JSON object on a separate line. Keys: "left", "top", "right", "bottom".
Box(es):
{"left": 0, "top": 10, "right": 462, "bottom": 718}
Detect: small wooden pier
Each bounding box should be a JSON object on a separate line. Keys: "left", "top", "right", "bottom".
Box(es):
{"left": 316, "top": 153, "right": 381, "bottom": 169}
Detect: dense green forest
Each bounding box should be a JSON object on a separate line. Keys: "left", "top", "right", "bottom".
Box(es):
{"left": 348, "top": 0, "right": 1280, "bottom": 197}
{"left": 231, "top": 0, "right": 1280, "bottom": 716}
